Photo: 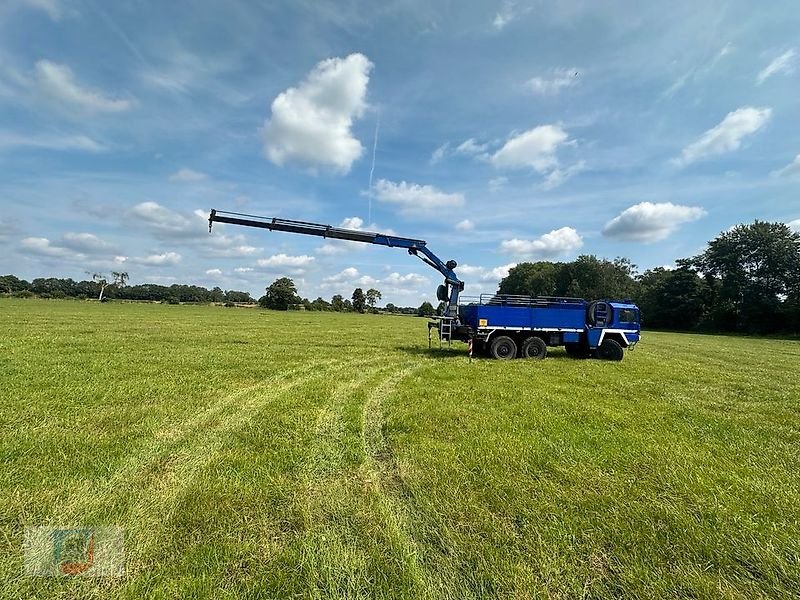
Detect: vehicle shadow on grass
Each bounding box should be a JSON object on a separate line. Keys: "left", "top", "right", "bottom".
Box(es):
{"left": 394, "top": 345, "right": 583, "bottom": 361}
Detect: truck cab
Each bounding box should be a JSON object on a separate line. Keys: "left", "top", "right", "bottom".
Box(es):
{"left": 584, "top": 301, "right": 640, "bottom": 359}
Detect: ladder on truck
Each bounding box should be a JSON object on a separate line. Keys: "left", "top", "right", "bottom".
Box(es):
{"left": 429, "top": 316, "right": 454, "bottom": 348}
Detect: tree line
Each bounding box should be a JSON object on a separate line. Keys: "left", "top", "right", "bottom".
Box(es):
{"left": 0, "top": 273, "right": 436, "bottom": 316}
{"left": 0, "top": 274, "right": 255, "bottom": 304}
{"left": 498, "top": 221, "right": 800, "bottom": 334}
{"left": 258, "top": 277, "right": 436, "bottom": 316}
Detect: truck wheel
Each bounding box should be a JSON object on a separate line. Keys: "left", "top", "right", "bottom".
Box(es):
{"left": 521, "top": 336, "right": 547, "bottom": 359}
{"left": 490, "top": 336, "right": 517, "bottom": 360}
{"left": 596, "top": 338, "right": 624, "bottom": 361}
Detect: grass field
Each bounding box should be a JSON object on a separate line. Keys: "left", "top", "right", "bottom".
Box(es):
{"left": 1, "top": 298, "right": 799, "bottom": 599}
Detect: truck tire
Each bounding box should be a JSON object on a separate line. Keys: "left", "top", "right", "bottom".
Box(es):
{"left": 596, "top": 338, "right": 624, "bottom": 361}
{"left": 521, "top": 336, "right": 547, "bottom": 359}
{"left": 490, "top": 335, "right": 517, "bottom": 360}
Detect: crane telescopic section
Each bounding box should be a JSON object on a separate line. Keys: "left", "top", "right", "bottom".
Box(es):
{"left": 208, "top": 209, "right": 465, "bottom": 317}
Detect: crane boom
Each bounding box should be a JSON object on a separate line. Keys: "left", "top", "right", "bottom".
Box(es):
{"left": 208, "top": 209, "right": 464, "bottom": 316}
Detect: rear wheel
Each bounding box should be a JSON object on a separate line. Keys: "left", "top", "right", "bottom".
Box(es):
{"left": 521, "top": 336, "right": 547, "bottom": 359}
{"left": 490, "top": 335, "right": 517, "bottom": 360}
{"left": 596, "top": 338, "right": 624, "bottom": 361}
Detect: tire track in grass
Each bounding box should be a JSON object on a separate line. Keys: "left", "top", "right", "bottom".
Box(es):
{"left": 9, "top": 356, "right": 385, "bottom": 597}
{"left": 118, "top": 356, "right": 388, "bottom": 574}
{"left": 359, "top": 364, "right": 430, "bottom": 595}
{"left": 44, "top": 358, "right": 340, "bottom": 527}
{"left": 294, "top": 360, "right": 432, "bottom": 598}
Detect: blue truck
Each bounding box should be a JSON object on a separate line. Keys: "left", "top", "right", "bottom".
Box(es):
{"left": 452, "top": 294, "right": 640, "bottom": 360}
{"left": 208, "top": 210, "right": 640, "bottom": 361}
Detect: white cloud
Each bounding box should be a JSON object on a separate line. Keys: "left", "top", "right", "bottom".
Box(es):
{"left": 771, "top": 154, "right": 800, "bottom": 178}
{"left": 525, "top": 67, "right": 580, "bottom": 95}
{"left": 674, "top": 106, "right": 771, "bottom": 166}
{"left": 757, "top": 49, "right": 796, "bottom": 85}
{"left": 543, "top": 160, "right": 587, "bottom": 190}
{"left": 130, "top": 201, "right": 194, "bottom": 234}
{"left": 35, "top": 60, "right": 133, "bottom": 112}
{"left": 234, "top": 267, "right": 254, "bottom": 273}
{"left": 787, "top": 219, "right": 800, "bottom": 233}
{"left": 602, "top": 202, "right": 706, "bottom": 242}
{"left": 323, "top": 267, "right": 360, "bottom": 283}
{"left": 205, "top": 268, "right": 223, "bottom": 276}
{"left": 458, "top": 263, "right": 517, "bottom": 283}
{"left": 321, "top": 267, "right": 428, "bottom": 296}
{"left": 263, "top": 53, "right": 372, "bottom": 173}
{"left": 455, "top": 138, "right": 488, "bottom": 156}
{"left": 131, "top": 252, "right": 181, "bottom": 266}
{"left": 455, "top": 219, "right": 474, "bottom": 231}
{"left": 257, "top": 254, "right": 315, "bottom": 268}
{"left": 383, "top": 272, "right": 429, "bottom": 286}
{"left": 169, "top": 168, "right": 207, "bottom": 182}
{"left": 0, "top": 132, "right": 105, "bottom": 152}
{"left": 372, "top": 179, "right": 464, "bottom": 214}
{"left": 340, "top": 216, "right": 365, "bottom": 230}
{"left": 500, "top": 227, "right": 583, "bottom": 258}
{"left": 59, "top": 232, "right": 114, "bottom": 254}
{"left": 20, "top": 236, "right": 77, "bottom": 258}
{"left": 491, "top": 124, "right": 570, "bottom": 172}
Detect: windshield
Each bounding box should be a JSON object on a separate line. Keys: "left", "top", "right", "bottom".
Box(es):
{"left": 616, "top": 308, "right": 639, "bottom": 325}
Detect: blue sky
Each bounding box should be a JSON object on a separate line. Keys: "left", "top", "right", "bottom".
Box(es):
{"left": 1, "top": 0, "right": 798, "bottom": 305}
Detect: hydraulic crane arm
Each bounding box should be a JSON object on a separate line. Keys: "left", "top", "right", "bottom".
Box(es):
{"left": 208, "top": 209, "right": 464, "bottom": 315}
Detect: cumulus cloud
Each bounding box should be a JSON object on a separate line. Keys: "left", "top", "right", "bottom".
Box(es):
{"left": 500, "top": 227, "right": 583, "bottom": 258}
{"left": 458, "top": 263, "right": 517, "bottom": 283}
{"left": 263, "top": 53, "right": 372, "bottom": 173}
{"left": 602, "top": 202, "right": 706, "bottom": 242}
{"left": 372, "top": 179, "right": 464, "bottom": 215}
{"left": 234, "top": 267, "right": 254, "bottom": 273}
{"left": 491, "top": 124, "right": 569, "bottom": 172}
{"left": 169, "top": 168, "right": 207, "bottom": 182}
{"left": 59, "top": 232, "right": 114, "bottom": 253}
{"left": 525, "top": 67, "right": 580, "bottom": 95}
{"left": 129, "top": 251, "right": 181, "bottom": 266}
{"left": 674, "top": 106, "right": 771, "bottom": 166}
{"left": 130, "top": 201, "right": 194, "bottom": 234}
{"left": 20, "top": 236, "right": 76, "bottom": 258}
{"left": 257, "top": 253, "right": 315, "bottom": 268}
{"left": 205, "top": 268, "right": 223, "bottom": 276}
{"left": 455, "top": 219, "right": 474, "bottom": 231}
{"left": 771, "top": 154, "right": 800, "bottom": 177}
{"left": 787, "top": 219, "right": 800, "bottom": 233}
{"left": 757, "top": 49, "right": 796, "bottom": 85}
{"left": 321, "top": 267, "right": 429, "bottom": 297}
{"left": 35, "top": 60, "right": 133, "bottom": 112}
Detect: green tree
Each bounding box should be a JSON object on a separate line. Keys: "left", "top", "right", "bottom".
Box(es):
{"left": 259, "top": 277, "right": 299, "bottom": 310}
{"left": 417, "top": 301, "right": 435, "bottom": 317}
{"left": 384, "top": 303, "right": 396, "bottom": 313}
{"left": 331, "top": 294, "right": 345, "bottom": 312}
{"left": 311, "top": 297, "right": 331, "bottom": 311}
{"left": 352, "top": 288, "right": 366, "bottom": 313}
{"left": 365, "top": 288, "right": 382, "bottom": 311}
{"left": 636, "top": 266, "right": 711, "bottom": 330}
{"left": 691, "top": 221, "right": 800, "bottom": 331}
